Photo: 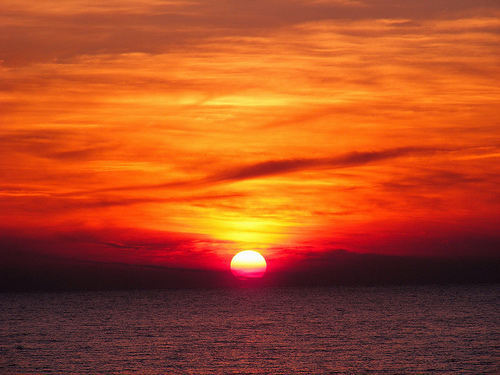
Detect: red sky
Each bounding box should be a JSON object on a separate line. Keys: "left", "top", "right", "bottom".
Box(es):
{"left": 1, "top": 0, "right": 499, "bottom": 276}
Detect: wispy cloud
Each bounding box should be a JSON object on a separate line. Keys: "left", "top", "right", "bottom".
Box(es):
{"left": 59, "top": 147, "right": 439, "bottom": 195}
{"left": 210, "top": 147, "right": 437, "bottom": 182}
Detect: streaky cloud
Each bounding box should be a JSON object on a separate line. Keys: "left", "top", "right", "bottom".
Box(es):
{"left": 63, "top": 146, "right": 442, "bottom": 196}
{"left": 207, "top": 146, "right": 439, "bottom": 182}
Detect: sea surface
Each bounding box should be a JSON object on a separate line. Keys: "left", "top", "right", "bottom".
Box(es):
{"left": 1, "top": 284, "right": 499, "bottom": 374}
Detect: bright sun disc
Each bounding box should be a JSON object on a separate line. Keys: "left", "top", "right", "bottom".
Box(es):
{"left": 230, "top": 251, "right": 267, "bottom": 279}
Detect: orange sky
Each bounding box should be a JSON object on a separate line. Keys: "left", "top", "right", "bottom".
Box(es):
{"left": 1, "top": 0, "right": 499, "bottom": 271}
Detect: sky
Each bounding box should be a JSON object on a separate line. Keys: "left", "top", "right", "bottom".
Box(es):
{"left": 1, "top": 0, "right": 499, "bottom": 285}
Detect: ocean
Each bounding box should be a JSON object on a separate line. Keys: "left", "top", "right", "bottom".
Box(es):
{"left": 1, "top": 284, "right": 499, "bottom": 374}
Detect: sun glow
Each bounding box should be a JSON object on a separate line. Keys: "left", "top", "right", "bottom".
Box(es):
{"left": 230, "top": 250, "right": 267, "bottom": 279}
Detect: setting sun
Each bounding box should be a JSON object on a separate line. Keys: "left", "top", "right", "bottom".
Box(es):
{"left": 230, "top": 251, "right": 267, "bottom": 279}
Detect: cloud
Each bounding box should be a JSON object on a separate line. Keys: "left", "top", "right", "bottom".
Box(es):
{"left": 59, "top": 146, "right": 439, "bottom": 196}
{"left": 2, "top": 0, "right": 497, "bottom": 66}
{"left": 0, "top": 225, "right": 207, "bottom": 259}
{"left": 0, "top": 129, "right": 113, "bottom": 162}
{"left": 210, "top": 147, "right": 434, "bottom": 182}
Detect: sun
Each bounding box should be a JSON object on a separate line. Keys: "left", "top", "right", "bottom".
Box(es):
{"left": 230, "top": 251, "right": 267, "bottom": 279}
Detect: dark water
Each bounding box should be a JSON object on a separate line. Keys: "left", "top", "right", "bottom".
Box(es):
{"left": 1, "top": 284, "right": 499, "bottom": 374}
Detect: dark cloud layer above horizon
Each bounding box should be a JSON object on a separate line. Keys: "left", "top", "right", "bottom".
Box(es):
{"left": 1, "top": 0, "right": 498, "bottom": 66}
